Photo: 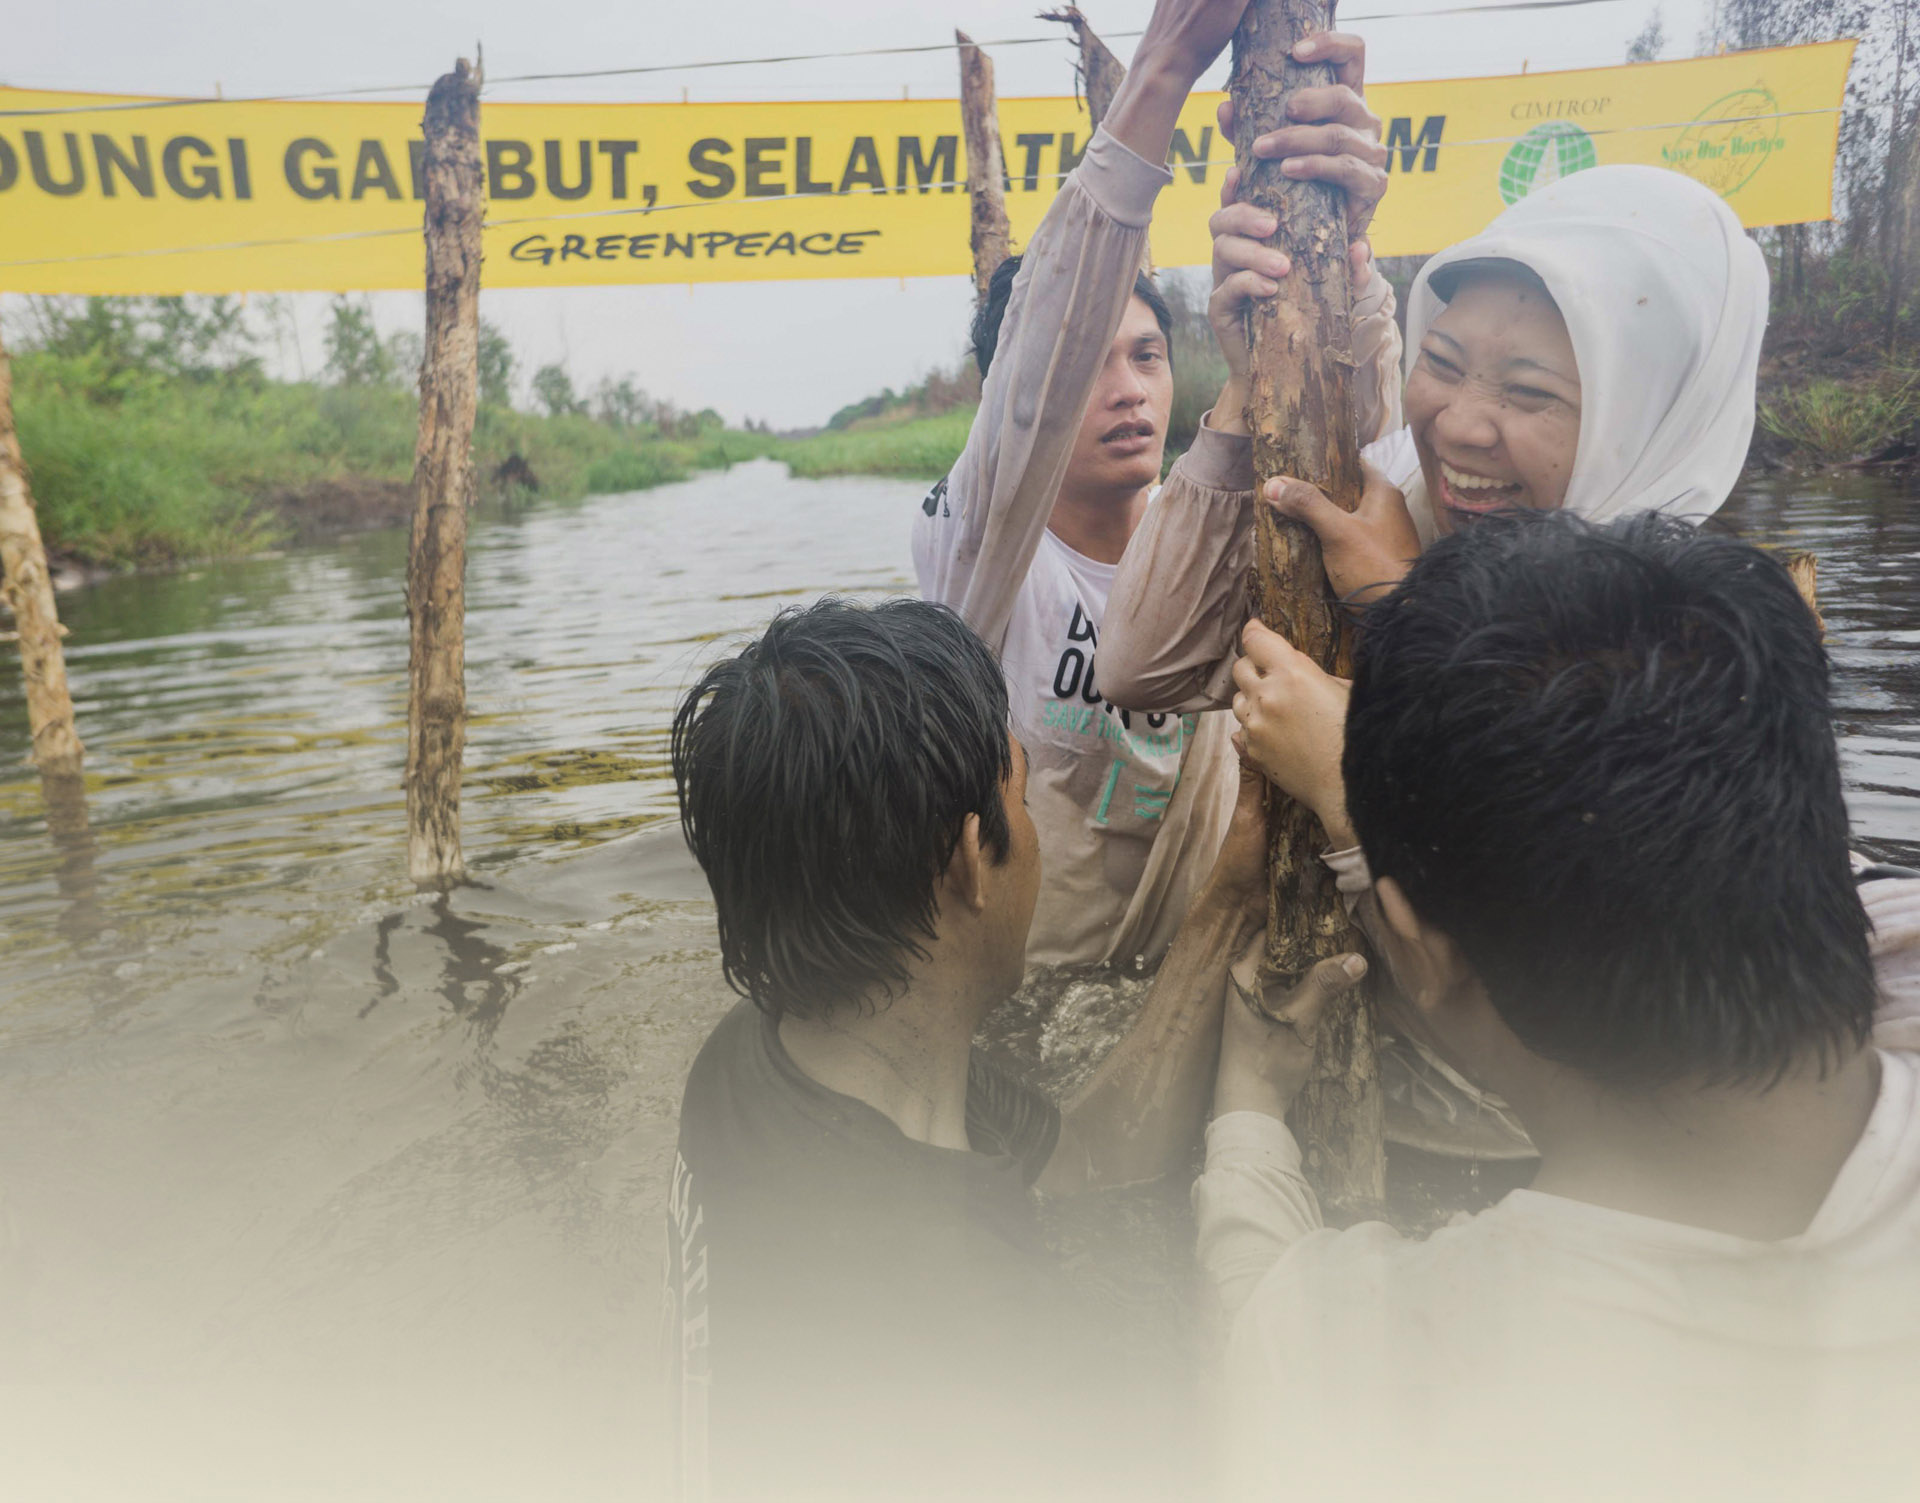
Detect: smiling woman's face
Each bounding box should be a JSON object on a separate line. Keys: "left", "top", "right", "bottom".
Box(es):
{"left": 1403, "top": 271, "right": 1583, "bottom": 536}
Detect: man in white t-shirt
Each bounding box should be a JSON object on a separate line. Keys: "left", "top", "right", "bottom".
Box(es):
{"left": 913, "top": 8, "right": 1398, "bottom": 968}
{"left": 1200, "top": 511, "right": 1920, "bottom": 1502}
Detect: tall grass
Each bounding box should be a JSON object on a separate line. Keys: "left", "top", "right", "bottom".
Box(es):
{"left": 1759, "top": 374, "right": 1918, "bottom": 464}
{"left": 774, "top": 409, "right": 976, "bottom": 480}
{"left": 12, "top": 351, "right": 772, "bottom": 567}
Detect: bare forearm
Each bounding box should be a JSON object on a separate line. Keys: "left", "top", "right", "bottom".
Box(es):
{"left": 1099, "top": 0, "right": 1252, "bottom": 170}
{"left": 1102, "top": 59, "right": 1203, "bottom": 181}
{"left": 1044, "top": 880, "right": 1263, "bottom": 1193}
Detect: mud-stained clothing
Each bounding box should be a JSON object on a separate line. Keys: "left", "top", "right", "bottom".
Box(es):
{"left": 666, "top": 1001, "right": 1164, "bottom": 1501}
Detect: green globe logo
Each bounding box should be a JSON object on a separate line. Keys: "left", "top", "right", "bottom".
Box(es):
{"left": 1498, "top": 121, "right": 1599, "bottom": 205}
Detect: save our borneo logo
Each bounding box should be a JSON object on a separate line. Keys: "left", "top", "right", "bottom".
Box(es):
{"left": 1659, "top": 87, "right": 1785, "bottom": 196}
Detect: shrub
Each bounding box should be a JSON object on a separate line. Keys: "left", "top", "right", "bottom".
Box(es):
{"left": 584, "top": 448, "right": 688, "bottom": 493}
{"left": 1760, "top": 374, "right": 1918, "bottom": 464}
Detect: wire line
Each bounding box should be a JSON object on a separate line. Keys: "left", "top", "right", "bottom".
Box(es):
{"left": 0, "top": 0, "right": 1636, "bottom": 118}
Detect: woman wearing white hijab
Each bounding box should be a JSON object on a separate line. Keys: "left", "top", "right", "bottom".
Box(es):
{"left": 1098, "top": 162, "right": 1771, "bottom": 1162}
{"left": 1099, "top": 162, "right": 1772, "bottom": 710}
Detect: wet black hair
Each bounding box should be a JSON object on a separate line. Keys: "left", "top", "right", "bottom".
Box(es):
{"left": 1343, "top": 510, "right": 1874, "bottom": 1091}
{"left": 671, "top": 596, "right": 1014, "bottom": 1023}
{"left": 970, "top": 253, "right": 1173, "bottom": 378}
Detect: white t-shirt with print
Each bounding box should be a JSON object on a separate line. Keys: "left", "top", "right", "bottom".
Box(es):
{"left": 909, "top": 127, "right": 1236, "bottom": 971}
{"left": 921, "top": 512, "right": 1202, "bottom": 967}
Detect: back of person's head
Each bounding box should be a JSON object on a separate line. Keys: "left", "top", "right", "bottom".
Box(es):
{"left": 671, "top": 597, "right": 1013, "bottom": 1023}
{"left": 971, "top": 253, "right": 1173, "bottom": 378}
{"left": 1344, "top": 510, "right": 1873, "bottom": 1090}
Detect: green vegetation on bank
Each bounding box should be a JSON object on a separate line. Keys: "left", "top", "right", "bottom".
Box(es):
{"left": 1761, "top": 371, "right": 1918, "bottom": 466}
{"left": 10, "top": 295, "right": 773, "bottom": 569}
{"left": 774, "top": 408, "right": 975, "bottom": 480}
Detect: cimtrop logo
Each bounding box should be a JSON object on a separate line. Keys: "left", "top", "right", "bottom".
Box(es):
{"left": 1497, "top": 120, "right": 1598, "bottom": 205}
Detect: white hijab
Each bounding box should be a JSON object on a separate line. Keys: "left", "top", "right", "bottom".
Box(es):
{"left": 1395, "top": 164, "right": 1770, "bottom": 542}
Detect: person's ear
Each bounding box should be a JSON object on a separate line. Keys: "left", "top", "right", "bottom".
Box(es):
{"left": 947, "top": 813, "right": 990, "bottom": 915}
{"left": 1375, "top": 876, "right": 1472, "bottom": 1017}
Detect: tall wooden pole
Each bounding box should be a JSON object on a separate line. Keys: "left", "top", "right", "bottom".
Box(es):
{"left": 1042, "top": 6, "right": 1127, "bottom": 125}
{"left": 957, "top": 31, "right": 1012, "bottom": 301}
{"left": 406, "top": 56, "right": 483, "bottom": 887}
{"left": 1042, "top": 7, "right": 1154, "bottom": 274}
{"left": 1, "top": 326, "right": 99, "bottom": 938}
{"left": 1230, "top": 0, "right": 1384, "bottom": 1216}
{"left": 0, "top": 323, "right": 84, "bottom": 786}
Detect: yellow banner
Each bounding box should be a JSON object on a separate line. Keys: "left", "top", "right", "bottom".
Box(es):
{"left": 0, "top": 41, "right": 1853, "bottom": 294}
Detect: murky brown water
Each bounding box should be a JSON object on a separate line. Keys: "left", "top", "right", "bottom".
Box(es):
{"left": 0, "top": 460, "right": 1913, "bottom": 1498}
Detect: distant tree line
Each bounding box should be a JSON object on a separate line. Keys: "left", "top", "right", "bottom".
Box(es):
{"left": 1625, "top": 1, "right": 1914, "bottom": 355}
{"left": 7, "top": 291, "right": 735, "bottom": 438}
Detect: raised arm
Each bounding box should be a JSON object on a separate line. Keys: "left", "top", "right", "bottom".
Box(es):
{"left": 917, "top": 0, "right": 1255, "bottom": 649}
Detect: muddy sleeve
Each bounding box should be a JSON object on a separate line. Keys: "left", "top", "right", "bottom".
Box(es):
{"left": 912, "top": 128, "right": 1171, "bottom": 651}
{"left": 1193, "top": 1110, "right": 1324, "bottom": 1321}
{"left": 1100, "top": 265, "right": 1401, "bottom": 713}
{"left": 1351, "top": 261, "right": 1404, "bottom": 444}
{"left": 1100, "top": 420, "right": 1255, "bottom": 713}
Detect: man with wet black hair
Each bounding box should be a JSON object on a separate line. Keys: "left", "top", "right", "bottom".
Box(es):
{"left": 1200, "top": 512, "right": 1920, "bottom": 1500}
{"left": 664, "top": 595, "right": 1355, "bottom": 1501}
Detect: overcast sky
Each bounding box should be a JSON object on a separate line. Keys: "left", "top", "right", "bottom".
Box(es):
{"left": 5, "top": 0, "right": 1712, "bottom": 428}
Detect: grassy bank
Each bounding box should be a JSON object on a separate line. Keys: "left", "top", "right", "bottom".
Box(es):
{"left": 1758, "top": 370, "right": 1917, "bottom": 468}
{"left": 14, "top": 351, "right": 773, "bottom": 569}
{"left": 773, "top": 408, "right": 974, "bottom": 481}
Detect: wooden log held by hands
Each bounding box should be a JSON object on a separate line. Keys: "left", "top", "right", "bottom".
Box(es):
{"left": 1229, "top": 0, "right": 1385, "bottom": 1217}
{"left": 957, "top": 31, "right": 1012, "bottom": 301}
{"left": 0, "top": 324, "right": 83, "bottom": 783}
{"left": 406, "top": 56, "right": 484, "bottom": 888}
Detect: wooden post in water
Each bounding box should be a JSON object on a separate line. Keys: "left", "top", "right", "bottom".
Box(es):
{"left": 1782, "top": 550, "right": 1824, "bottom": 636}
{"left": 956, "top": 31, "right": 1012, "bottom": 300}
{"left": 0, "top": 323, "right": 84, "bottom": 785}
{"left": 406, "top": 56, "right": 484, "bottom": 887}
{"left": 1229, "top": 0, "right": 1385, "bottom": 1216}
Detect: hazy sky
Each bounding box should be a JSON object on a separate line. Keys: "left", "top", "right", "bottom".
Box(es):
{"left": 5, "top": 0, "right": 1712, "bottom": 428}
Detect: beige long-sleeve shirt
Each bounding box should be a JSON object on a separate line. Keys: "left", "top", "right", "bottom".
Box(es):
{"left": 914, "top": 127, "right": 1405, "bottom": 968}
{"left": 1099, "top": 421, "right": 1419, "bottom": 716}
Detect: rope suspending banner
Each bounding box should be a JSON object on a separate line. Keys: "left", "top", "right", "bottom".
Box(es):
{"left": 0, "top": 39, "right": 1857, "bottom": 292}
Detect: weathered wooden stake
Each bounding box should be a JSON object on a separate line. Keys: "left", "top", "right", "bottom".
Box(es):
{"left": 1042, "top": 6, "right": 1155, "bottom": 274}
{"left": 1782, "top": 550, "right": 1824, "bottom": 636}
{"left": 1230, "top": 0, "right": 1385, "bottom": 1215}
{"left": 957, "top": 31, "right": 1012, "bottom": 300}
{"left": 406, "top": 56, "right": 484, "bottom": 888}
{"left": 1042, "top": 6, "right": 1126, "bottom": 126}
{"left": 0, "top": 323, "right": 84, "bottom": 784}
